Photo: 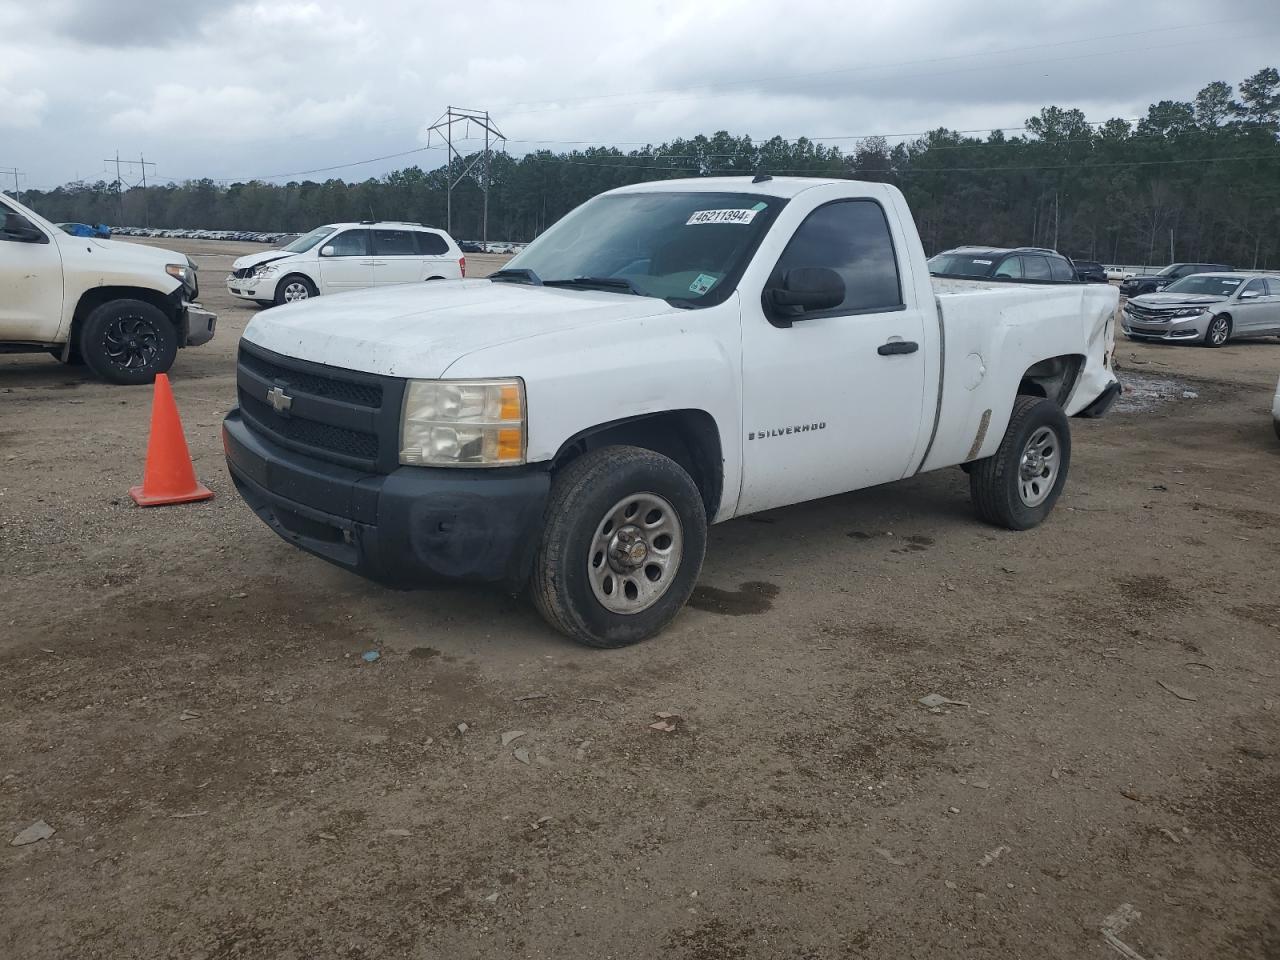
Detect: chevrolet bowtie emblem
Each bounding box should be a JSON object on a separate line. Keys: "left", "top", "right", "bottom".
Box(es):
{"left": 267, "top": 385, "right": 293, "bottom": 413}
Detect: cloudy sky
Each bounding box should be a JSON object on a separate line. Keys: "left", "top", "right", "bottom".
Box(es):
{"left": 1, "top": 0, "right": 1275, "bottom": 190}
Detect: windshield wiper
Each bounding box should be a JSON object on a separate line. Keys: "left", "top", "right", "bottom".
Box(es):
{"left": 543, "top": 276, "right": 644, "bottom": 296}
{"left": 489, "top": 267, "right": 543, "bottom": 285}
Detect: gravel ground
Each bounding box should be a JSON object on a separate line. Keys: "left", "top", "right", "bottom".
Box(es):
{"left": 2, "top": 241, "right": 1278, "bottom": 959}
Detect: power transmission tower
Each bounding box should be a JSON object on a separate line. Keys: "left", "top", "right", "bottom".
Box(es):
{"left": 0, "top": 166, "right": 22, "bottom": 203}
{"left": 426, "top": 107, "right": 505, "bottom": 242}
{"left": 102, "top": 153, "right": 157, "bottom": 226}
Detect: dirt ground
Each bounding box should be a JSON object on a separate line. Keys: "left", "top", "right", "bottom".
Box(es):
{"left": 2, "top": 241, "right": 1278, "bottom": 960}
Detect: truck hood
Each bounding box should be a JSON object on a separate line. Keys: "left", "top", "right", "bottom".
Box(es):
{"left": 232, "top": 249, "right": 294, "bottom": 270}
{"left": 65, "top": 236, "right": 187, "bottom": 270}
{"left": 1128, "top": 292, "right": 1225, "bottom": 307}
{"left": 240, "top": 279, "right": 680, "bottom": 379}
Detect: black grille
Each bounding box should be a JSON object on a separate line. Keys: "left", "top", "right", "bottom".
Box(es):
{"left": 239, "top": 349, "right": 383, "bottom": 408}
{"left": 241, "top": 393, "right": 378, "bottom": 459}
{"left": 235, "top": 342, "right": 403, "bottom": 471}
{"left": 1125, "top": 303, "right": 1175, "bottom": 323}
{"left": 233, "top": 266, "right": 255, "bottom": 279}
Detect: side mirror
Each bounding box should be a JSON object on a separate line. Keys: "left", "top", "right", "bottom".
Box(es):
{"left": 1239, "top": 290, "right": 1260, "bottom": 300}
{"left": 319, "top": 245, "right": 335, "bottom": 258}
{"left": 766, "top": 267, "right": 845, "bottom": 323}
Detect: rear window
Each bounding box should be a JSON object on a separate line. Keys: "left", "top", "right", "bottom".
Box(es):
{"left": 928, "top": 253, "right": 997, "bottom": 277}
{"left": 416, "top": 231, "right": 449, "bottom": 256}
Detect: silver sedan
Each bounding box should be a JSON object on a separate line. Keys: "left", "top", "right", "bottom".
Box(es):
{"left": 1122, "top": 273, "right": 1280, "bottom": 347}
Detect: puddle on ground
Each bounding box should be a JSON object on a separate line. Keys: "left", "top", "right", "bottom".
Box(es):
{"left": 409, "top": 646, "right": 441, "bottom": 659}
{"left": 1115, "top": 371, "right": 1196, "bottom": 413}
{"left": 688, "top": 581, "right": 779, "bottom": 616}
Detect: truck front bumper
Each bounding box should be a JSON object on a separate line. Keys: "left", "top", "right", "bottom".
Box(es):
{"left": 222, "top": 409, "right": 550, "bottom": 589}
{"left": 183, "top": 303, "right": 218, "bottom": 346}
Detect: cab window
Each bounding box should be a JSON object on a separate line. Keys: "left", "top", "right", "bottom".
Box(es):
{"left": 771, "top": 200, "right": 902, "bottom": 313}
{"left": 324, "top": 230, "right": 370, "bottom": 257}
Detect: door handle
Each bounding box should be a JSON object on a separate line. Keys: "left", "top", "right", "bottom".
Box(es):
{"left": 877, "top": 340, "right": 919, "bottom": 356}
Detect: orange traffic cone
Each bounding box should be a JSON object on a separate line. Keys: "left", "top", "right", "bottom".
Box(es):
{"left": 129, "top": 373, "right": 214, "bottom": 507}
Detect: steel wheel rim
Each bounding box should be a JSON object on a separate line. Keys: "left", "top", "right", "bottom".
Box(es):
{"left": 1210, "top": 318, "right": 1228, "bottom": 344}
{"left": 283, "top": 282, "right": 310, "bottom": 302}
{"left": 587, "top": 492, "right": 683, "bottom": 614}
{"left": 102, "top": 315, "right": 160, "bottom": 369}
{"left": 1017, "top": 426, "right": 1060, "bottom": 508}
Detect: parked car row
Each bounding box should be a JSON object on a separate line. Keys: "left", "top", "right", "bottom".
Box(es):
{"left": 458, "top": 239, "right": 527, "bottom": 255}
{"left": 110, "top": 226, "right": 296, "bottom": 244}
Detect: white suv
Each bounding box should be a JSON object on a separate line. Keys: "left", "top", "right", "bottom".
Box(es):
{"left": 226, "top": 222, "right": 465, "bottom": 306}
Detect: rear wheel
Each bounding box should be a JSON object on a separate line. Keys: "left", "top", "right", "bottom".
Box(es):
{"left": 79, "top": 299, "right": 177, "bottom": 385}
{"left": 969, "top": 396, "right": 1071, "bottom": 530}
{"left": 274, "top": 274, "right": 317, "bottom": 305}
{"left": 1203, "top": 315, "right": 1231, "bottom": 347}
{"left": 532, "top": 445, "right": 707, "bottom": 648}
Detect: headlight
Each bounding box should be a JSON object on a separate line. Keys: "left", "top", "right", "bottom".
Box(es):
{"left": 399, "top": 379, "right": 525, "bottom": 467}
{"left": 255, "top": 264, "right": 279, "bottom": 277}
{"left": 165, "top": 263, "right": 189, "bottom": 282}
{"left": 1172, "top": 307, "right": 1206, "bottom": 318}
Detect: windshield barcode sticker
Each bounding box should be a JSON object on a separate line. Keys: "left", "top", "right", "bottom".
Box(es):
{"left": 686, "top": 209, "right": 758, "bottom": 226}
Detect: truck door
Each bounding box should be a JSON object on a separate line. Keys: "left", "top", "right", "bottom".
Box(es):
{"left": 0, "top": 202, "right": 64, "bottom": 342}
{"left": 738, "top": 198, "right": 929, "bottom": 515}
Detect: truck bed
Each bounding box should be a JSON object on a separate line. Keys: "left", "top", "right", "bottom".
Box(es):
{"left": 921, "top": 278, "right": 1119, "bottom": 472}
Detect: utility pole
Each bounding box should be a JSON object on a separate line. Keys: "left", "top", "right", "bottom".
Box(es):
{"left": 426, "top": 106, "right": 505, "bottom": 240}
{"left": 0, "top": 167, "right": 21, "bottom": 203}
{"left": 102, "top": 154, "right": 157, "bottom": 226}
{"left": 1053, "top": 190, "right": 1060, "bottom": 250}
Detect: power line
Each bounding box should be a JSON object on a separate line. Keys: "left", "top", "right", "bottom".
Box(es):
{"left": 499, "top": 19, "right": 1253, "bottom": 112}
{"left": 499, "top": 27, "right": 1275, "bottom": 117}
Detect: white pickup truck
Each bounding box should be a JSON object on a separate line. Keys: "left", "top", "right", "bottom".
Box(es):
{"left": 223, "top": 176, "right": 1119, "bottom": 647}
{"left": 1, "top": 192, "right": 216, "bottom": 384}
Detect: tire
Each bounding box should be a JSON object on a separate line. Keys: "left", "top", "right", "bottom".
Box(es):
{"left": 532, "top": 445, "right": 708, "bottom": 648}
{"left": 274, "top": 274, "right": 317, "bottom": 305}
{"left": 969, "top": 396, "right": 1071, "bottom": 531}
{"left": 79, "top": 299, "right": 178, "bottom": 385}
{"left": 1202, "top": 315, "right": 1231, "bottom": 347}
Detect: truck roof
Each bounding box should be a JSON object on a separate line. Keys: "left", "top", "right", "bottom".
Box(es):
{"left": 610, "top": 176, "right": 848, "bottom": 198}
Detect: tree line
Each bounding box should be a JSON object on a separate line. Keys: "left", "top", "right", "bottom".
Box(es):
{"left": 14, "top": 68, "right": 1280, "bottom": 267}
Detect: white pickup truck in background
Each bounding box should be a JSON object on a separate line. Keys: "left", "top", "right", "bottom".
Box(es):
{"left": 0, "top": 192, "right": 217, "bottom": 384}
{"left": 223, "top": 176, "right": 1119, "bottom": 647}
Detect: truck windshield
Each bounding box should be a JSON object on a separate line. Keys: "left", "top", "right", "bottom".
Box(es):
{"left": 927, "top": 253, "right": 997, "bottom": 278}
{"left": 282, "top": 226, "right": 336, "bottom": 254}
{"left": 1161, "top": 275, "right": 1241, "bottom": 296}
{"left": 501, "top": 191, "right": 783, "bottom": 306}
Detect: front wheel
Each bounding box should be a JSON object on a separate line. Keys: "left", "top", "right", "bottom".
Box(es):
{"left": 79, "top": 299, "right": 178, "bottom": 385}
{"left": 1203, "top": 315, "right": 1231, "bottom": 347}
{"left": 532, "top": 445, "right": 707, "bottom": 648}
{"left": 274, "top": 274, "right": 317, "bottom": 305}
{"left": 969, "top": 396, "right": 1071, "bottom": 530}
